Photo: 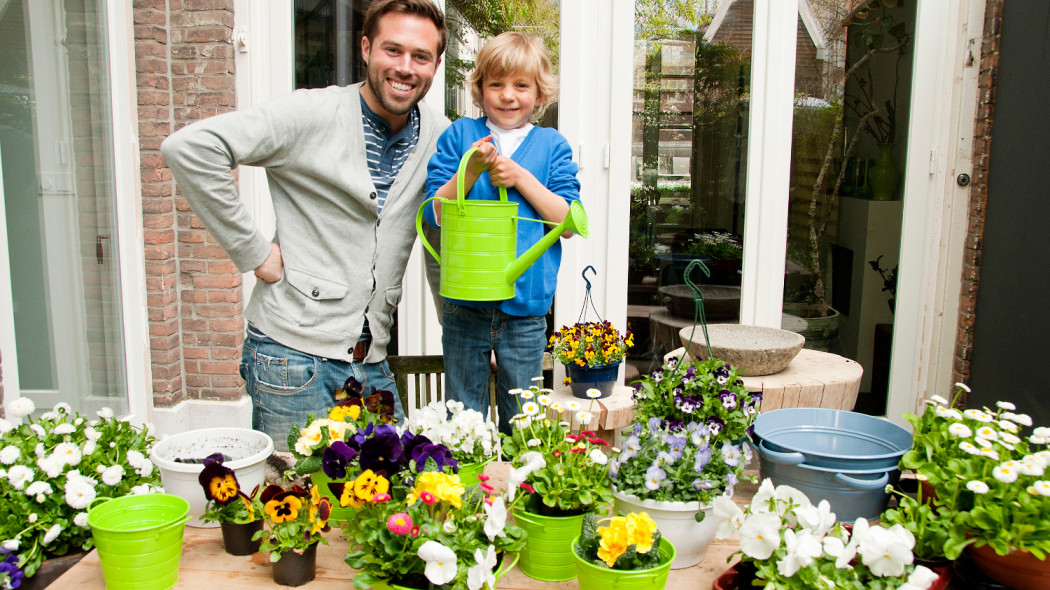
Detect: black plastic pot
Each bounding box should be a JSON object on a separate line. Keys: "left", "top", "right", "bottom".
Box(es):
{"left": 272, "top": 542, "right": 318, "bottom": 587}
{"left": 220, "top": 520, "right": 263, "bottom": 556}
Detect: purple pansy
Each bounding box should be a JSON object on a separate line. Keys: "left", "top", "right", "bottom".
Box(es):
{"left": 321, "top": 441, "right": 359, "bottom": 479}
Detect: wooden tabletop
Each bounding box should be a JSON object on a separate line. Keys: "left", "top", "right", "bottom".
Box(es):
{"left": 50, "top": 464, "right": 754, "bottom": 589}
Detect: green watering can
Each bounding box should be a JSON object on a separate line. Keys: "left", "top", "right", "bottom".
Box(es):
{"left": 416, "top": 147, "right": 589, "bottom": 301}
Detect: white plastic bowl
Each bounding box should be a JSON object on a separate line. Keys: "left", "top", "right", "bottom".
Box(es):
{"left": 150, "top": 427, "right": 273, "bottom": 528}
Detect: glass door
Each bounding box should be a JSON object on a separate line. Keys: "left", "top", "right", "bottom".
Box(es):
{"left": 0, "top": 0, "right": 127, "bottom": 416}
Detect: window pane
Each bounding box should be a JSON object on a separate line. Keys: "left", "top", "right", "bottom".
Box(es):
{"left": 628, "top": 6, "right": 752, "bottom": 375}
{"left": 783, "top": 2, "right": 914, "bottom": 415}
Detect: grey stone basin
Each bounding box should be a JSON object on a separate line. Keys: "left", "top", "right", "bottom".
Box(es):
{"left": 679, "top": 324, "right": 805, "bottom": 376}
{"left": 658, "top": 284, "right": 741, "bottom": 321}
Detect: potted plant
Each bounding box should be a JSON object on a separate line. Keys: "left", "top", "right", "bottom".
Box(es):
{"left": 0, "top": 548, "right": 25, "bottom": 590}
{"left": 0, "top": 399, "right": 162, "bottom": 584}
{"left": 549, "top": 320, "right": 634, "bottom": 398}
{"left": 343, "top": 444, "right": 525, "bottom": 590}
{"left": 501, "top": 381, "right": 613, "bottom": 581}
{"left": 711, "top": 479, "right": 947, "bottom": 590}
{"left": 287, "top": 376, "right": 399, "bottom": 523}
{"left": 684, "top": 231, "right": 743, "bottom": 283}
{"left": 400, "top": 399, "right": 500, "bottom": 486}
{"left": 572, "top": 512, "right": 675, "bottom": 590}
{"left": 900, "top": 383, "right": 1050, "bottom": 588}
{"left": 196, "top": 453, "right": 264, "bottom": 555}
{"left": 255, "top": 482, "right": 331, "bottom": 587}
{"left": 608, "top": 356, "right": 759, "bottom": 569}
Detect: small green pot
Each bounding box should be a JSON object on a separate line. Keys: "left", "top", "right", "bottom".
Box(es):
{"left": 514, "top": 508, "right": 589, "bottom": 582}
{"left": 573, "top": 536, "right": 675, "bottom": 590}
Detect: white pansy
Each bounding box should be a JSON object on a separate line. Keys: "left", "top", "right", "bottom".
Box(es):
{"left": 966, "top": 480, "right": 990, "bottom": 494}
{"left": 947, "top": 423, "right": 972, "bottom": 438}
{"left": 795, "top": 499, "right": 836, "bottom": 538}
{"left": 418, "top": 541, "right": 458, "bottom": 586}
{"left": 42, "top": 524, "right": 63, "bottom": 545}
{"left": 8, "top": 397, "right": 36, "bottom": 418}
{"left": 588, "top": 448, "right": 608, "bottom": 465}
{"left": 7, "top": 465, "right": 34, "bottom": 490}
{"left": 992, "top": 464, "right": 1018, "bottom": 483}
{"left": 466, "top": 545, "right": 498, "bottom": 590}
{"left": 856, "top": 524, "right": 914, "bottom": 577}
{"left": 0, "top": 446, "right": 20, "bottom": 465}
{"left": 738, "top": 512, "right": 782, "bottom": 560}
{"left": 777, "top": 529, "right": 823, "bottom": 577}
{"left": 2, "top": 540, "right": 19, "bottom": 551}
{"left": 482, "top": 497, "right": 507, "bottom": 542}
{"left": 54, "top": 423, "right": 75, "bottom": 435}
{"left": 74, "top": 512, "right": 90, "bottom": 528}
{"left": 442, "top": 519, "right": 457, "bottom": 534}
{"left": 902, "top": 565, "right": 939, "bottom": 590}
{"left": 506, "top": 452, "right": 546, "bottom": 501}
{"left": 712, "top": 495, "right": 744, "bottom": 539}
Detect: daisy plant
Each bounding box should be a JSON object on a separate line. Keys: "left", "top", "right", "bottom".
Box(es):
{"left": 0, "top": 399, "right": 160, "bottom": 581}
{"left": 343, "top": 433, "right": 525, "bottom": 589}
{"left": 500, "top": 379, "right": 614, "bottom": 516}
{"left": 608, "top": 356, "right": 759, "bottom": 507}
{"left": 549, "top": 320, "right": 633, "bottom": 370}
{"left": 713, "top": 479, "right": 940, "bottom": 590}
{"left": 574, "top": 512, "right": 664, "bottom": 570}
{"left": 255, "top": 482, "right": 331, "bottom": 562}
{"left": 900, "top": 383, "right": 1050, "bottom": 559}
{"left": 196, "top": 453, "right": 261, "bottom": 525}
{"left": 400, "top": 399, "right": 499, "bottom": 465}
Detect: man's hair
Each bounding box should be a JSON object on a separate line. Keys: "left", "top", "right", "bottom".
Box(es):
{"left": 470, "top": 31, "right": 558, "bottom": 118}
{"left": 363, "top": 0, "right": 447, "bottom": 57}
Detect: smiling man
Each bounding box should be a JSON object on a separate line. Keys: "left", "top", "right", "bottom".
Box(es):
{"left": 161, "top": 0, "right": 449, "bottom": 451}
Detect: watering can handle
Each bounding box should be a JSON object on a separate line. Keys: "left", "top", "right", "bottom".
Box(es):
{"left": 415, "top": 196, "right": 443, "bottom": 263}
{"left": 457, "top": 147, "right": 508, "bottom": 214}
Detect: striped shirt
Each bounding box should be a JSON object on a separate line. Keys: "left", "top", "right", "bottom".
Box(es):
{"left": 360, "top": 95, "right": 420, "bottom": 215}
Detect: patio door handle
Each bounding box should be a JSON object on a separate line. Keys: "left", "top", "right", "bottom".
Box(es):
{"left": 96, "top": 235, "right": 110, "bottom": 264}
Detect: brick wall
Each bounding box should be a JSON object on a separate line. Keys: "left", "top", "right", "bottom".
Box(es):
{"left": 134, "top": 0, "right": 243, "bottom": 406}
{"left": 953, "top": 0, "right": 1002, "bottom": 396}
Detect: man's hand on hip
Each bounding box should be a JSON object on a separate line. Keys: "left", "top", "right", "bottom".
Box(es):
{"left": 254, "top": 243, "right": 283, "bottom": 282}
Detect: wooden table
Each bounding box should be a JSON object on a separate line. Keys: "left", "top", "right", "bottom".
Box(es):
{"left": 49, "top": 464, "right": 753, "bottom": 589}
{"left": 547, "top": 385, "right": 637, "bottom": 445}
{"left": 665, "top": 347, "right": 863, "bottom": 411}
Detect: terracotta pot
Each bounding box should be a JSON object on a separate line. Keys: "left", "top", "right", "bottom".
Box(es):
{"left": 272, "top": 542, "right": 318, "bottom": 587}
{"left": 968, "top": 543, "right": 1050, "bottom": 589}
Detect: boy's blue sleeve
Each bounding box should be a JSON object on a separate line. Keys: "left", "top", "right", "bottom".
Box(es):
{"left": 424, "top": 125, "right": 463, "bottom": 227}
{"left": 547, "top": 132, "right": 581, "bottom": 204}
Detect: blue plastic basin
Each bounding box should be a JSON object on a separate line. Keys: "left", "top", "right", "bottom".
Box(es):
{"left": 753, "top": 408, "right": 912, "bottom": 470}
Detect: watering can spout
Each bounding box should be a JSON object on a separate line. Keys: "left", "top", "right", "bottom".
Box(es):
{"left": 506, "top": 200, "right": 590, "bottom": 284}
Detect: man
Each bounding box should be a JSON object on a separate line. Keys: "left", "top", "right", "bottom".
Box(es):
{"left": 161, "top": 0, "right": 448, "bottom": 450}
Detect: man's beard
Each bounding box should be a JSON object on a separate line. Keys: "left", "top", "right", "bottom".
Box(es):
{"left": 365, "top": 65, "right": 431, "bottom": 117}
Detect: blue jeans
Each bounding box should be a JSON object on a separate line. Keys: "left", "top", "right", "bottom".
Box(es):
{"left": 239, "top": 324, "right": 404, "bottom": 451}
{"left": 441, "top": 303, "right": 546, "bottom": 435}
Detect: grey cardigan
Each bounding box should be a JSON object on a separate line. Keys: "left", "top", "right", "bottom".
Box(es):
{"left": 161, "top": 83, "right": 449, "bottom": 363}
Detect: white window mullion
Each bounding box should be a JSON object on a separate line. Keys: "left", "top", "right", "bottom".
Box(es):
{"left": 740, "top": 0, "right": 798, "bottom": 328}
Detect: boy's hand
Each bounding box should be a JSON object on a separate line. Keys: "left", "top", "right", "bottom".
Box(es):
{"left": 467, "top": 136, "right": 498, "bottom": 176}
{"left": 488, "top": 155, "right": 528, "bottom": 189}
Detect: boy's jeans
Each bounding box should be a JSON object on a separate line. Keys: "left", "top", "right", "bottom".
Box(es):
{"left": 441, "top": 302, "right": 546, "bottom": 435}
{"left": 239, "top": 324, "right": 404, "bottom": 451}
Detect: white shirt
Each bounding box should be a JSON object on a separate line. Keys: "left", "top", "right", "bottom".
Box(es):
{"left": 486, "top": 119, "right": 533, "bottom": 157}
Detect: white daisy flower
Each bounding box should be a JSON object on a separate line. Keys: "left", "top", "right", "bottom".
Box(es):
{"left": 993, "top": 465, "right": 1018, "bottom": 483}
{"left": 531, "top": 376, "right": 544, "bottom": 383}
{"left": 997, "top": 401, "right": 1017, "bottom": 411}
{"left": 96, "top": 407, "right": 114, "bottom": 419}
{"left": 526, "top": 438, "right": 541, "bottom": 447}
{"left": 42, "top": 524, "right": 62, "bottom": 545}
{"left": 575, "top": 411, "right": 593, "bottom": 426}
{"left": 936, "top": 407, "right": 963, "bottom": 420}
{"left": 8, "top": 397, "right": 36, "bottom": 418}
{"left": 101, "top": 465, "right": 125, "bottom": 486}
{"left": 1013, "top": 413, "right": 1034, "bottom": 427}
{"left": 54, "top": 442, "right": 82, "bottom": 466}
{"left": 521, "top": 402, "right": 540, "bottom": 416}
{"left": 25, "top": 481, "right": 53, "bottom": 499}
{"left": 975, "top": 427, "right": 998, "bottom": 440}
{"left": 998, "top": 420, "right": 1019, "bottom": 433}
{"left": 963, "top": 409, "right": 993, "bottom": 423}
{"left": 979, "top": 447, "right": 1000, "bottom": 460}
{"left": 1019, "top": 461, "right": 1045, "bottom": 477}
{"left": 28, "top": 514, "right": 38, "bottom": 523}
{"left": 966, "top": 480, "right": 990, "bottom": 494}
{"left": 508, "top": 389, "right": 524, "bottom": 397}
{"left": 588, "top": 448, "right": 608, "bottom": 465}
{"left": 65, "top": 478, "right": 96, "bottom": 509}
{"left": 586, "top": 388, "right": 603, "bottom": 399}
{"left": 1001, "top": 432, "right": 1022, "bottom": 445}
{"left": 954, "top": 382, "right": 971, "bottom": 393}
{"left": 53, "top": 423, "right": 75, "bottom": 435}
{"left": 566, "top": 401, "right": 582, "bottom": 411}
{"left": 959, "top": 441, "right": 979, "bottom": 455}
{"left": 0, "top": 419, "right": 13, "bottom": 434}
{"left": 74, "top": 512, "right": 89, "bottom": 528}
{"left": 930, "top": 395, "right": 949, "bottom": 405}
{"left": 29, "top": 424, "right": 46, "bottom": 438}
{"left": 0, "top": 446, "right": 20, "bottom": 465}
{"left": 1028, "top": 481, "right": 1050, "bottom": 497}
{"left": 7, "top": 465, "right": 34, "bottom": 490}
{"left": 1032, "top": 426, "right": 1050, "bottom": 439}
{"left": 947, "top": 423, "right": 972, "bottom": 438}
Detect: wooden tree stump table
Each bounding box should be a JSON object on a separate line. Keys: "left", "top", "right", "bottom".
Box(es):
{"left": 547, "top": 384, "right": 638, "bottom": 445}
{"left": 665, "top": 347, "right": 864, "bottom": 411}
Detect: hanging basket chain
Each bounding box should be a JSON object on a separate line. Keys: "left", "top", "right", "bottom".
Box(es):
{"left": 574, "top": 265, "right": 613, "bottom": 366}
{"left": 668, "top": 259, "right": 714, "bottom": 383}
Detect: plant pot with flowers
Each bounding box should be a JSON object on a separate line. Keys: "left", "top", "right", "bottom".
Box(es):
{"left": 710, "top": 479, "right": 948, "bottom": 590}
{"left": 0, "top": 398, "right": 163, "bottom": 587}
{"left": 196, "top": 453, "right": 264, "bottom": 555}
{"left": 255, "top": 482, "right": 331, "bottom": 587}
{"left": 549, "top": 320, "right": 633, "bottom": 399}
{"left": 501, "top": 380, "right": 614, "bottom": 581}
{"left": 608, "top": 356, "right": 759, "bottom": 569}
{"left": 572, "top": 512, "right": 675, "bottom": 590}
{"left": 900, "top": 383, "right": 1050, "bottom": 588}
{"left": 342, "top": 424, "right": 525, "bottom": 590}
{"left": 288, "top": 376, "right": 400, "bottom": 525}
{"left": 400, "top": 399, "right": 500, "bottom": 487}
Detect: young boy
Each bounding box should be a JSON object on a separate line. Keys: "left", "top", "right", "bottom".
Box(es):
{"left": 423, "top": 31, "right": 581, "bottom": 434}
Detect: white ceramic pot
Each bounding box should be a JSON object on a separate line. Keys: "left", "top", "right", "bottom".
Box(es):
{"left": 150, "top": 427, "right": 273, "bottom": 528}
{"left": 611, "top": 488, "right": 719, "bottom": 569}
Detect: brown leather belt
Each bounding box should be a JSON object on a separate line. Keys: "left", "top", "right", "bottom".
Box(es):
{"left": 352, "top": 339, "right": 370, "bottom": 361}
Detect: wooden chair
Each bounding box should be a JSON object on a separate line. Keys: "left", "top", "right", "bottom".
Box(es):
{"left": 388, "top": 353, "right": 554, "bottom": 421}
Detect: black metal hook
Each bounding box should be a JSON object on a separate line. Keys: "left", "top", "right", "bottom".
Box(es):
{"left": 581, "top": 265, "right": 596, "bottom": 292}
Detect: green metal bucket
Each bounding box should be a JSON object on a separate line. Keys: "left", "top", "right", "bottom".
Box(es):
{"left": 573, "top": 536, "right": 676, "bottom": 590}
{"left": 514, "top": 508, "right": 588, "bottom": 582}
{"left": 311, "top": 469, "right": 357, "bottom": 526}
{"left": 457, "top": 455, "right": 496, "bottom": 488}
{"left": 87, "top": 494, "right": 189, "bottom": 590}
{"left": 416, "top": 147, "right": 589, "bottom": 302}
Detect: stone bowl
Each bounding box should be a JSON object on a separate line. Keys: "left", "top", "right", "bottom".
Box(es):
{"left": 679, "top": 324, "right": 805, "bottom": 376}
{"left": 658, "top": 284, "right": 741, "bottom": 321}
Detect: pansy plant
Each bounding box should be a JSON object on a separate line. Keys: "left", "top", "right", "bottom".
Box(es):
{"left": 255, "top": 483, "right": 331, "bottom": 561}
{"left": 196, "top": 453, "right": 261, "bottom": 525}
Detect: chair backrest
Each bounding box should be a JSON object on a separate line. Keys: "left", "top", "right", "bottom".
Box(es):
{"left": 388, "top": 353, "right": 554, "bottom": 422}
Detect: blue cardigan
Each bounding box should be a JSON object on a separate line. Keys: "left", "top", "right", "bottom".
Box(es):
{"left": 424, "top": 117, "right": 581, "bottom": 317}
